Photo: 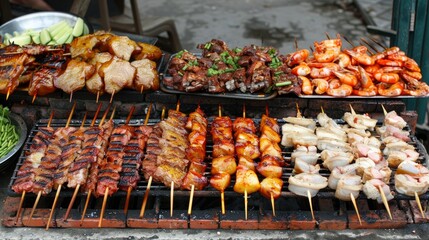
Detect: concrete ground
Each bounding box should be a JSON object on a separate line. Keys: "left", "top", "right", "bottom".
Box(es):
{"left": 2, "top": 0, "right": 429, "bottom": 239}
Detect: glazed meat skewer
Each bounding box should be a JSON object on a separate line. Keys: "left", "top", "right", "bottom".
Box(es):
{"left": 13, "top": 111, "right": 55, "bottom": 224}
{"left": 80, "top": 104, "right": 114, "bottom": 225}
{"left": 46, "top": 102, "right": 78, "bottom": 230}
{"left": 209, "top": 105, "right": 236, "bottom": 214}
{"left": 121, "top": 105, "right": 153, "bottom": 215}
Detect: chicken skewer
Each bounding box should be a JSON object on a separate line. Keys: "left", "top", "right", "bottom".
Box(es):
{"left": 80, "top": 104, "right": 114, "bottom": 225}
{"left": 182, "top": 106, "right": 208, "bottom": 215}
{"left": 209, "top": 105, "right": 236, "bottom": 214}
{"left": 63, "top": 104, "right": 103, "bottom": 221}
{"left": 14, "top": 111, "right": 55, "bottom": 224}
{"left": 257, "top": 105, "right": 283, "bottom": 217}
{"left": 46, "top": 102, "right": 77, "bottom": 230}
{"left": 233, "top": 104, "right": 261, "bottom": 220}
{"left": 139, "top": 105, "right": 162, "bottom": 218}
{"left": 122, "top": 106, "right": 136, "bottom": 215}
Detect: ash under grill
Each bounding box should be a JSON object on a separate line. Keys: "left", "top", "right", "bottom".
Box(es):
{"left": 2, "top": 117, "right": 429, "bottom": 229}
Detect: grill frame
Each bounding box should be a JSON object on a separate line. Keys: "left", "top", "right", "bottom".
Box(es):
{"left": 7, "top": 116, "right": 429, "bottom": 201}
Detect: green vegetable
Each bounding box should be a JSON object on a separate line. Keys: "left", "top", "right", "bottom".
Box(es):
{"left": 72, "top": 17, "right": 84, "bottom": 37}
{"left": 0, "top": 105, "right": 19, "bottom": 158}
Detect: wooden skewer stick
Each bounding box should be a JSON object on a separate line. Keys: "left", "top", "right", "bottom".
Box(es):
{"left": 80, "top": 104, "right": 111, "bottom": 225}
{"left": 295, "top": 102, "right": 302, "bottom": 118}
{"left": 321, "top": 106, "right": 325, "bottom": 114}
{"left": 29, "top": 191, "right": 42, "bottom": 219}
{"left": 342, "top": 35, "right": 355, "bottom": 48}
{"left": 271, "top": 193, "right": 276, "bottom": 217}
{"left": 221, "top": 191, "right": 225, "bottom": 215}
{"left": 46, "top": 184, "right": 61, "bottom": 230}
{"left": 15, "top": 190, "right": 26, "bottom": 224}
{"left": 378, "top": 185, "right": 392, "bottom": 220}
{"left": 187, "top": 184, "right": 195, "bottom": 215}
{"left": 170, "top": 182, "right": 174, "bottom": 217}
{"left": 381, "top": 104, "right": 388, "bottom": 116}
{"left": 32, "top": 93, "right": 37, "bottom": 104}
{"left": 325, "top": 32, "right": 331, "bottom": 40}
{"left": 350, "top": 193, "right": 362, "bottom": 225}
{"left": 415, "top": 191, "right": 426, "bottom": 219}
{"left": 349, "top": 104, "right": 356, "bottom": 115}
{"left": 69, "top": 91, "right": 73, "bottom": 103}
{"left": 63, "top": 113, "right": 88, "bottom": 221}
{"left": 368, "top": 36, "right": 387, "bottom": 50}
{"left": 98, "top": 187, "right": 109, "bottom": 228}
{"left": 138, "top": 103, "right": 153, "bottom": 218}
{"left": 6, "top": 87, "right": 11, "bottom": 100}
{"left": 29, "top": 112, "right": 55, "bottom": 220}
{"left": 96, "top": 91, "right": 100, "bottom": 103}
{"left": 98, "top": 107, "right": 117, "bottom": 225}
{"left": 123, "top": 106, "right": 136, "bottom": 215}
{"left": 360, "top": 38, "right": 380, "bottom": 54}
{"left": 140, "top": 86, "right": 144, "bottom": 94}
{"left": 139, "top": 176, "right": 152, "bottom": 218}
{"left": 307, "top": 190, "right": 315, "bottom": 221}
{"left": 110, "top": 90, "right": 115, "bottom": 103}
{"left": 46, "top": 102, "right": 76, "bottom": 229}
{"left": 244, "top": 188, "right": 248, "bottom": 220}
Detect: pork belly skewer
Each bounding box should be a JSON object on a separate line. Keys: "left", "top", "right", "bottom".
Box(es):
{"left": 139, "top": 106, "right": 164, "bottom": 218}
{"left": 182, "top": 106, "right": 208, "bottom": 215}
{"left": 257, "top": 106, "right": 283, "bottom": 217}
{"left": 210, "top": 105, "right": 236, "bottom": 215}
{"left": 13, "top": 112, "right": 55, "bottom": 224}
{"left": 121, "top": 106, "right": 153, "bottom": 215}
{"left": 98, "top": 107, "right": 133, "bottom": 227}
{"left": 80, "top": 104, "right": 114, "bottom": 225}
{"left": 233, "top": 105, "right": 261, "bottom": 220}
{"left": 64, "top": 103, "right": 103, "bottom": 221}
{"left": 46, "top": 102, "right": 77, "bottom": 230}
{"left": 28, "top": 104, "right": 77, "bottom": 220}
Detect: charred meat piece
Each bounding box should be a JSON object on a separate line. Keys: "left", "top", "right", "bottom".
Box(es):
{"left": 54, "top": 59, "right": 95, "bottom": 94}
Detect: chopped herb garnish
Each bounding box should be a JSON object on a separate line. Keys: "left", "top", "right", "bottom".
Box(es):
{"left": 204, "top": 42, "right": 212, "bottom": 50}
{"left": 234, "top": 47, "right": 242, "bottom": 53}
{"left": 175, "top": 49, "right": 188, "bottom": 58}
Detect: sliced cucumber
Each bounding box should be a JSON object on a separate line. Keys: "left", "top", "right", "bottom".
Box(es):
{"left": 40, "top": 29, "right": 51, "bottom": 45}
{"left": 53, "top": 26, "right": 72, "bottom": 41}
{"left": 65, "top": 33, "right": 74, "bottom": 44}
{"left": 47, "top": 40, "right": 57, "bottom": 46}
{"left": 9, "top": 35, "right": 31, "bottom": 46}
{"left": 56, "top": 30, "right": 72, "bottom": 45}
{"left": 72, "top": 18, "right": 84, "bottom": 37}
{"left": 83, "top": 23, "right": 89, "bottom": 35}
{"left": 32, "top": 34, "right": 41, "bottom": 44}
{"left": 49, "top": 21, "right": 68, "bottom": 38}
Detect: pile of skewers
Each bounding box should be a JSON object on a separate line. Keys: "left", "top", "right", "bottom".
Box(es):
{"left": 9, "top": 103, "right": 429, "bottom": 228}
{"left": 0, "top": 31, "right": 162, "bottom": 102}
{"left": 286, "top": 34, "right": 429, "bottom": 97}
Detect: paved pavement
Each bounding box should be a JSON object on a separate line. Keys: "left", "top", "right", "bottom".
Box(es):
{"left": 3, "top": 1, "right": 429, "bottom": 239}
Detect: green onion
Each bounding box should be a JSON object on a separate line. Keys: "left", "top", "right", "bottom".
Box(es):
{"left": 204, "top": 42, "right": 212, "bottom": 50}
{"left": 275, "top": 81, "right": 292, "bottom": 87}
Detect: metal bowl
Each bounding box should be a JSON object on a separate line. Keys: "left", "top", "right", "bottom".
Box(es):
{"left": 0, "top": 11, "right": 93, "bottom": 36}
{"left": 0, "top": 113, "right": 27, "bottom": 172}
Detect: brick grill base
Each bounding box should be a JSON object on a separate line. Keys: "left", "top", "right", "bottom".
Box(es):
{"left": 2, "top": 194, "right": 428, "bottom": 229}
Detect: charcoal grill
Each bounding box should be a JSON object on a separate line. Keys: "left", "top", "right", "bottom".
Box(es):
{"left": 2, "top": 115, "right": 429, "bottom": 230}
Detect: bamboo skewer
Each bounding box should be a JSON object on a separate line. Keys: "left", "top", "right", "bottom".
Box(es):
{"left": 98, "top": 107, "right": 118, "bottom": 228}
{"left": 170, "top": 182, "right": 174, "bottom": 217}
{"left": 110, "top": 90, "right": 115, "bottom": 103}
{"left": 6, "top": 87, "right": 11, "bottom": 100}
{"left": 271, "top": 193, "right": 276, "bottom": 217}
{"left": 138, "top": 103, "right": 153, "bottom": 218}
{"left": 169, "top": 102, "right": 181, "bottom": 217}
{"left": 415, "top": 191, "right": 426, "bottom": 219}
{"left": 350, "top": 193, "right": 362, "bottom": 225}
{"left": 32, "top": 93, "right": 37, "bottom": 104}
{"left": 96, "top": 91, "right": 100, "bottom": 103}
{"left": 244, "top": 189, "right": 248, "bottom": 220}
{"left": 15, "top": 190, "right": 26, "bottom": 224}
{"left": 69, "top": 91, "right": 73, "bottom": 103}
{"left": 98, "top": 187, "right": 109, "bottom": 228}
{"left": 216, "top": 104, "right": 227, "bottom": 215}
{"left": 307, "top": 190, "right": 315, "bottom": 221}
{"left": 46, "top": 102, "right": 76, "bottom": 230}
{"left": 123, "top": 106, "right": 136, "bottom": 215}
{"left": 80, "top": 104, "right": 112, "bottom": 225}
{"left": 187, "top": 184, "right": 195, "bottom": 215}
{"left": 379, "top": 185, "right": 392, "bottom": 220}
{"left": 63, "top": 113, "right": 88, "bottom": 221}
{"left": 28, "top": 112, "right": 55, "bottom": 220}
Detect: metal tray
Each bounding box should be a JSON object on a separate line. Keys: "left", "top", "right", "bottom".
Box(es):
{"left": 161, "top": 53, "right": 278, "bottom": 100}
